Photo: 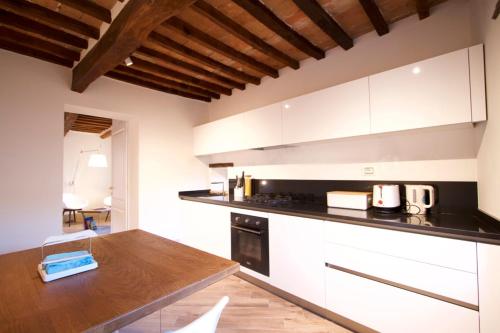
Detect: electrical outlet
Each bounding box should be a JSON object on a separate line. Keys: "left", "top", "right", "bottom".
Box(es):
{"left": 363, "top": 167, "right": 375, "bottom": 176}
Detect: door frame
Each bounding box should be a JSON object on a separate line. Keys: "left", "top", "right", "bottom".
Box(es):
{"left": 64, "top": 104, "right": 138, "bottom": 231}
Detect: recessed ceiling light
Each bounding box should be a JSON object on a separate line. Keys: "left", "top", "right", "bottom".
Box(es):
{"left": 412, "top": 66, "right": 421, "bottom": 75}
{"left": 125, "top": 57, "right": 133, "bottom": 66}
{"left": 284, "top": 104, "right": 291, "bottom": 109}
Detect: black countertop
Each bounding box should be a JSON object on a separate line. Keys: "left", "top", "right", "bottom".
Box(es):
{"left": 179, "top": 190, "right": 500, "bottom": 245}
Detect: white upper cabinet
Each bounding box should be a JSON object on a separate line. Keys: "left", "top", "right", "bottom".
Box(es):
{"left": 369, "top": 48, "right": 472, "bottom": 134}
{"left": 193, "top": 45, "right": 486, "bottom": 156}
{"left": 469, "top": 44, "right": 487, "bottom": 122}
{"left": 193, "top": 102, "right": 282, "bottom": 156}
{"left": 282, "top": 78, "right": 370, "bottom": 144}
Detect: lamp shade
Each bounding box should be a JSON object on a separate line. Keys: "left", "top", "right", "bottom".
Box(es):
{"left": 88, "top": 153, "right": 108, "bottom": 168}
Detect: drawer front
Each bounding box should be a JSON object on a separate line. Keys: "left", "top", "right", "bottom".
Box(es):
{"left": 325, "top": 267, "right": 479, "bottom": 333}
{"left": 325, "top": 243, "right": 478, "bottom": 306}
{"left": 324, "top": 221, "right": 477, "bottom": 273}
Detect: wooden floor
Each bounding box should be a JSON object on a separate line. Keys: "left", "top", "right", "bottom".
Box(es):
{"left": 122, "top": 275, "right": 352, "bottom": 333}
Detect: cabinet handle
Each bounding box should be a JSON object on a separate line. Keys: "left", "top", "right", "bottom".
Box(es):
{"left": 231, "top": 225, "right": 262, "bottom": 235}
{"left": 324, "top": 262, "right": 478, "bottom": 311}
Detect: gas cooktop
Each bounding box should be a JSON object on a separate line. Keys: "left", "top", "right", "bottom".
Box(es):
{"left": 244, "top": 193, "right": 318, "bottom": 207}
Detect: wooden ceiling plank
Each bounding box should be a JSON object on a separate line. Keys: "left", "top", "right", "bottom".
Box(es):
{"left": 0, "top": 0, "right": 100, "bottom": 39}
{"left": 0, "top": 26, "right": 80, "bottom": 61}
{"left": 57, "top": 0, "right": 112, "bottom": 23}
{"left": 130, "top": 56, "right": 232, "bottom": 96}
{"left": 72, "top": 0, "right": 197, "bottom": 93}
{"left": 106, "top": 71, "right": 211, "bottom": 102}
{"left": 192, "top": 0, "right": 299, "bottom": 69}
{"left": 115, "top": 65, "right": 219, "bottom": 99}
{"left": 148, "top": 32, "right": 261, "bottom": 85}
{"left": 64, "top": 112, "right": 78, "bottom": 136}
{"left": 0, "top": 39, "right": 73, "bottom": 67}
{"left": 135, "top": 46, "right": 245, "bottom": 90}
{"left": 292, "top": 0, "right": 353, "bottom": 50}
{"left": 415, "top": 0, "right": 430, "bottom": 20}
{"left": 166, "top": 17, "right": 279, "bottom": 78}
{"left": 231, "top": 0, "right": 324, "bottom": 59}
{"left": 358, "top": 0, "right": 389, "bottom": 36}
{"left": 0, "top": 10, "right": 88, "bottom": 49}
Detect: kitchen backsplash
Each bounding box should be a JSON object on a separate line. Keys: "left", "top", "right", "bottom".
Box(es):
{"left": 228, "top": 178, "right": 478, "bottom": 214}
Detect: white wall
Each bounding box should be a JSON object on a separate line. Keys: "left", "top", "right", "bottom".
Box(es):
{"left": 205, "top": 0, "right": 482, "bottom": 184}
{"left": 0, "top": 50, "right": 209, "bottom": 254}
{"left": 63, "top": 131, "right": 112, "bottom": 209}
{"left": 471, "top": 0, "right": 500, "bottom": 220}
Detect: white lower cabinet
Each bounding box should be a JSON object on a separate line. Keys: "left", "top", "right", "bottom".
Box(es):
{"left": 180, "top": 200, "right": 230, "bottom": 259}
{"left": 324, "top": 242, "right": 478, "bottom": 306}
{"left": 477, "top": 243, "right": 500, "bottom": 333}
{"left": 269, "top": 214, "right": 325, "bottom": 307}
{"left": 325, "top": 267, "right": 479, "bottom": 333}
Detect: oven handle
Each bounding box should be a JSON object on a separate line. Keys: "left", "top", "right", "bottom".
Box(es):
{"left": 231, "top": 225, "right": 263, "bottom": 235}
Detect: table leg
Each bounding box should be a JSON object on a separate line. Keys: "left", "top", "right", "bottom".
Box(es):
{"left": 105, "top": 211, "right": 110, "bottom": 223}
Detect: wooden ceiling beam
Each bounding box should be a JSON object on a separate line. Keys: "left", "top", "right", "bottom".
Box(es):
{"left": 77, "top": 114, "right": 111, "bottom": 121}
{"left": 130, "top": 56, "right": 232, "bottom": 96}
{"left": 115, "top": 65, "right": 220, "bottom": 99}
{"left": 192, "top": 0, "right": 299, "bottom": 69}
{"left": 64, "top": 112, "right": 78, "bottom": 136}
{"left": 0, "top": 0, "right": 100, "bottom": 39}
{"left": 493, "top": 0, "right": 499, "bottom": 19}
{"left": 166, "top": 17, "right": 279, "bottom": 78}
{"left": 292, "top": 0, "right": 353, "bottom": 50}
{"left": 232, "top": 0, "right": 324, "bottom": 59}
{"left": 358, "top": 0, "right": 389, "bottom": 36}
{"left": 415, "top": 0, "right": 430, "bottom": 20}
{"left": 73, "top": 119, "right": 112, "bottom": 126}
{"left": 0, "top": 26, "right": 80, "bottom": 61}
{"left": 100, "top": 128, "right": 112, "bottom": 139}
{"left": 57, "top": 0, "right": 112, "bottom": 23}
{"left": 148, "top": 32, "right": 261, "bottom": 85}
{"left": 0, "top": 10, "right": 88, "bottom": 49}
{"left": 0, "top": 39, "right": 73, "bottom": 67}
{"left": 135, "top": 47, "right": 245, "bottom": 90}
{"left": 106, "top": 71, "right": 211, "bottom": 102}
{"left": 72, "top": 0, "right": 196, "bottom": 93}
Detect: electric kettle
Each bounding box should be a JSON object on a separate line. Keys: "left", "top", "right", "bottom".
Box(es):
{"left": 405, "top": 185, "right": 435, "bottom": 215}
{"left": 373, "top": 184, "right": 401, "bottom": 212}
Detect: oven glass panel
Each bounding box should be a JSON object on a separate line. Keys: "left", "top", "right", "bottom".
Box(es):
{"left": 237, "top": 230, "right": 262, "bottom": 263}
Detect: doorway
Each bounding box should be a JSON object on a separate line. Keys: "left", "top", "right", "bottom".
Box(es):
{"left": 63, "top": 112, "right": 128, "bottom": 234}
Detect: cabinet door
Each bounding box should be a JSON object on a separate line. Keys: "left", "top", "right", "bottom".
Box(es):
{"left": 282, "top": 78, "right": 370, "bottom": 144}
{"left": 269, "top": 214, "right": 325, "bottom": 307}
{"left": 369, "top": 49, "right": 471, "bottom": 133}
{"left": 179, "top": 201, "right": 230, "bottom": 259}
{"left": 477, "top": 243, "right": 500, "bottom": 333}
{"left": 326, "top": 267, "right": 479, "bottom": 333}
{"left": 202, "top": 204, "right": 230, "bottom": 259}
{"left": 193, "top": 103, "right": 282, "bottom": 155}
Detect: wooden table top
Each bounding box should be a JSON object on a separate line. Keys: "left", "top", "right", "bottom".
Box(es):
{"left": 0, "top": 230, "right": 239, "bottom": 333}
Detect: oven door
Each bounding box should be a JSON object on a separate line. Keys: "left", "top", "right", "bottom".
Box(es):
{"left": 231, "top": 225, "right": 269, "bottom": 276}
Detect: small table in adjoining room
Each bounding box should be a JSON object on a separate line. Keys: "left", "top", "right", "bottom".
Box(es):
{"left": 63, "top": 208, "right": 81, "bottom": 227}
{"left": 80, "top": 207, "right": 111, "bottom": 227}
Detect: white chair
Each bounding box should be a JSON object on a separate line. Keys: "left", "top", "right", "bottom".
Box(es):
{"left": 166, "top": 296, "right": 229, "bottom": 333}
{"left": 63, "top": 193, "right": 89, "bottom": 226}
{"left": 63, "top": 193, "right": 89, "bottom": 210}
{"left": 103, "top": 195, "right": 112, "bottom": 208}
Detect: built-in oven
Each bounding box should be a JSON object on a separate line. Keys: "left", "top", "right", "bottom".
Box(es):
{"left": 231, "top": 212, "right": 269, "bottom": 276}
